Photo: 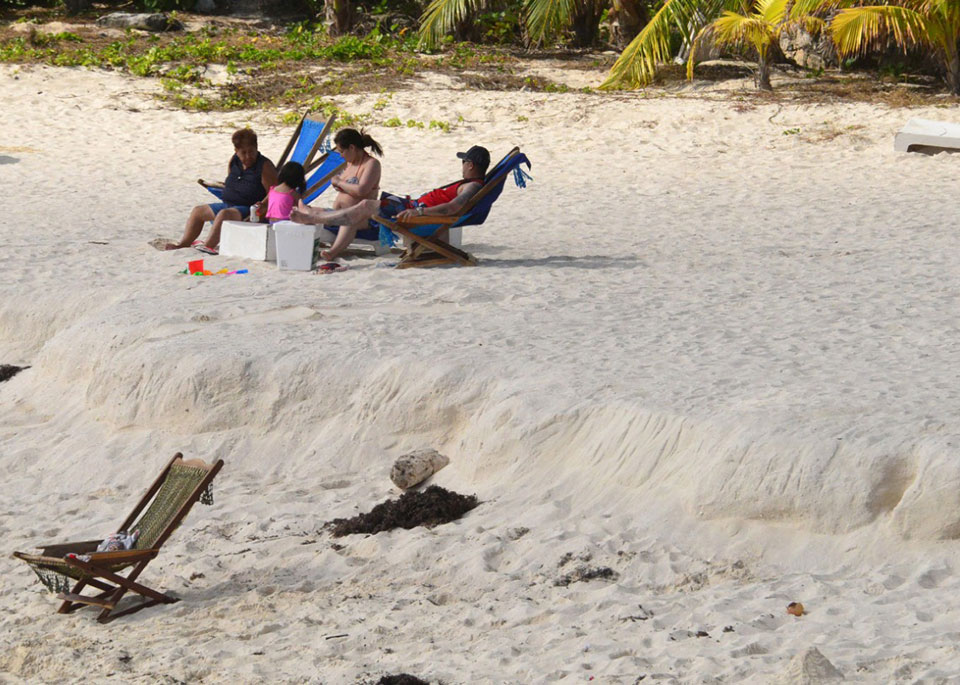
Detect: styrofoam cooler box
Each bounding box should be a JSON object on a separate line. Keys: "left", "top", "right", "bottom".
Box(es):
{"left": 220, "top": 221, "right": 277, "bottom": 261}
{"left": 273, "top": 221, "right": 320, "bottom": 271}
{"left": 448, "top": 227, "right": 462, "bottom": 248}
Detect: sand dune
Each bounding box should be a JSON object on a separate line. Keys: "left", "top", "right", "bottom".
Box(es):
{"left": 4, "top": 63, "right": 960, "bottom": 682}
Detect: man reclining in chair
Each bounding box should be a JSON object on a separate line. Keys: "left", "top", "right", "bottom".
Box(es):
{"left": 289, "top": 145, "right": 491, "bottom": 258}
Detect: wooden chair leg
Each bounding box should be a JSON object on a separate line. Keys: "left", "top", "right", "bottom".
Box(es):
{"left": 58, "top": 579, "right": 87, "bottom": 614}
{"left": 398, "top": 235, "right": 476, "bottom": 268}
{"left": 98, "top": 597, "right": 174, "bottom": 624}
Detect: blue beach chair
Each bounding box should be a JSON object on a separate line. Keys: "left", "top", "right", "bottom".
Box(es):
{"left": 370, "top": 147, "right": 532, "bottom": 268}
{"left": 197, "top": 112, "right": 346, "bottom": 205}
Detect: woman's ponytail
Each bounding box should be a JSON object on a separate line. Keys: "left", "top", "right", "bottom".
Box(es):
{"left": 360, "top": 131, "right": 383, "bottom": 157}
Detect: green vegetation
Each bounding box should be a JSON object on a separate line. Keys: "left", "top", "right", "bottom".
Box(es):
{"left": 2, "top": 0, "right": 960, "bottom": 105}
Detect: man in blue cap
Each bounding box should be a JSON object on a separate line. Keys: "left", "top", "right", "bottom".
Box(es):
{"left": 291, "top": 145, "right": 491, "bottom": 247}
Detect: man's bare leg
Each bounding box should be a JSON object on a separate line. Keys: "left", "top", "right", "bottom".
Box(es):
{"left": 166, "top": 204, "right": 214, "bottom": 250}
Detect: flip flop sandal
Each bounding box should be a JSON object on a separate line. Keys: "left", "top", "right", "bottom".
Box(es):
{"left": 191, "top": 240, "right": 204, "bottom": 247}
{"left": 315, "top": 262, "right": 347, "bottom": 274}
{"left": 195, "top": 244, "right": 219, "bottom": 255}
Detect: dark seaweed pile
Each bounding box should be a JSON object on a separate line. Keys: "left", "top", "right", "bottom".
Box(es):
{"left": 377, "top": 676, "right": 430, "bottom": 685}
{"left": 0, "top": 365, "right": 27, "bottom": 383}
{"left": 327, "top": 486, "right": 479, "bottom": 538}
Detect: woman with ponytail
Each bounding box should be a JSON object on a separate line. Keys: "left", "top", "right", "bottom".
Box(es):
{"left": 315, "top": 128, "right": 383, "bottom": 260}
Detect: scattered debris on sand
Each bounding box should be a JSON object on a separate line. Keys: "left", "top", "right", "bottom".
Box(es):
{"left": 555, "top": 565, "right": 619, "bottom": 587}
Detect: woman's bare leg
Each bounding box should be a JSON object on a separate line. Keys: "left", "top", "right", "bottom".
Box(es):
{"left": 321, "top": 223, "right": 362, "bottom": 261}
{"left": 166, "top": 204, "right": 214, "bottom": 250}
{"left": 291, "top": 200, "right": 377, "bottom": 227}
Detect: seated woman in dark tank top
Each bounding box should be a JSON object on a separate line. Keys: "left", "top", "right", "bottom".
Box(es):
{"left": 165, "top": 128, "right": 278, "bottom": 255}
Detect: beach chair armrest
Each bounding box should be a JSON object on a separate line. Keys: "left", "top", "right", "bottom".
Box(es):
{"left": 39, "top": 540, "right": 102, "bottom": 557}
{"left": 198, "top": 179, "right": 225, "bottom": 190}
{"left": 400, "top": 214, "right": 458, "bottom": 226}
{"left": 64, "top": 548, "right": 160, "bottom": 565}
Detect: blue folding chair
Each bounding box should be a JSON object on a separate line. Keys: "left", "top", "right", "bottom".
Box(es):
{"left": 370, "top": 147, "right": 532, "bottom": 268}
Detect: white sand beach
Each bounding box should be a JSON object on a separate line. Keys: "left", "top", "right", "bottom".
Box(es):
{"left": 5, "top": 62, "right": 960, "bottom": 682}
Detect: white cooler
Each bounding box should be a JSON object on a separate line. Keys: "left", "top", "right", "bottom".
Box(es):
{"left": 220, "top": 221, "right": 277, "bottom": 262}
{"left": 273, "top": 221, "right": 321, "bottom": 271}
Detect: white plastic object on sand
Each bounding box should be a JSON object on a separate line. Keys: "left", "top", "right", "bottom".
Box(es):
{"left": 894, "top": 117, "right": 960, "bottom": 153}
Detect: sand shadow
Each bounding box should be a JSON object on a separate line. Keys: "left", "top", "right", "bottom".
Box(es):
{"left": 481, "top": 254, "right": 643, "bottom": 269}
{"left": 903, "top": 145, "right": 960, "bottom": 156}
{"left": 0, "top": 156, "right": 18, "bottom": 165}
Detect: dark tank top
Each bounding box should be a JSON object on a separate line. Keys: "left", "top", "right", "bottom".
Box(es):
{"left": 222, "top": 153, "right": 270, "bottom": 206}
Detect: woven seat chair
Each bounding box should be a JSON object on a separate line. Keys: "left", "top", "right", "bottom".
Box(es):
{"left": 13, "top": 453, "right": 223, "bottom": 624}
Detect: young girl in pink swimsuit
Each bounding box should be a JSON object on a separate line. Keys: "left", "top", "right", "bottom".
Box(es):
{"left": 264, "top": 161, "right": 306, "bottom": 222}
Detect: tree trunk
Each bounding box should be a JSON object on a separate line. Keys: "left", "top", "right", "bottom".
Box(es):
{"left": 757, "top": 51, "right": 772, "bottom": 90}
{"left": 946, "top": 44, "right": 960, "bottom": 95}
{"left": 324, "top": 0, "right": 353, "bottom": 37}
{"left": 454, "top": 15, "right": 477, "bottom": 42}
{"left": 571, "top": 0, "right": 604, "bottom": 47}
{"left": 608, "top": 0, "right": 647, "bottom": 49}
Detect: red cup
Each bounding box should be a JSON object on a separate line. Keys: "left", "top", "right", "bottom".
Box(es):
{"left": 188, "top": 259, "right": 204, "bottom": 274}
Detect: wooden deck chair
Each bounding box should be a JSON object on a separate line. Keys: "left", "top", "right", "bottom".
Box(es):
{"left": 370, "top": 147, "right": 532, "bottom": 269}
{"left": 197, "top": 111, "right": 344, "bottom": 200}
{"left": 13, "top": 453, "right": 223, "bottom": 624}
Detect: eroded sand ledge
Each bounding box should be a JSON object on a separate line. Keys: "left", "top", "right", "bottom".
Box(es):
{"left": 4, "top": 64, "right": 960, "bottom": 682}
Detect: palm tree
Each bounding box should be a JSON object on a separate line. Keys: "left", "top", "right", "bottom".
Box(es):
{"left": 600, "top": 0, "right": 735, "bottom": 88}
{"left": 824, "top": 0, "right": 960, "bottom": 94}
{"left": 418, "top": 0, "right": 646, "bottom": 49}
{"left": 689, "top": 0, "right": 809, "bottom": 90}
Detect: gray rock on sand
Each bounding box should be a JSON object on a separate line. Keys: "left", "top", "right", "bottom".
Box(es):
{"left": 776, "top": 647, "right": 843, "bottom": 684}
{"left": 390, "top": 448, "right": 450, "bottom": 490}
{"left": 96, "top": 13, "right": 183, "bottom": 32}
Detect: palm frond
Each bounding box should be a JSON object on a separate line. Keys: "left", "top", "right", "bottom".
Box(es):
{"left": 524, "top": 0, "right": 580, "bottom": 44}
{"left": 419, "top": 0, "right": 484, "bottom": 48}
{"left": 790, "top": 0, "right": 847, "bottom": 22}
{"left": 601, "top": 0, "right": 735, "bottom": 87}
{"left": 923, "top": 0, "right": 960, "bottom": 48}
{"left": 831, "top": 5, "right": 928, "bottom": 55}
{"left": 713, "top": 11, "right": 770, "bottom": 46}
{"left": 757, "top": 0, "right": 789, "bottom": 25}
{"left": 801, "top": 15, "right": 827, "bottom": 35}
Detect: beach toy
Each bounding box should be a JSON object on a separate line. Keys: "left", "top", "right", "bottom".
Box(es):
{"left": 178, "top": 263, "right": 248, "bottom": 276}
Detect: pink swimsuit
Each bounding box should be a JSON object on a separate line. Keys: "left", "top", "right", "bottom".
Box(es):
{"left": 266, "top": 186, "right": 296, "bottom": 221}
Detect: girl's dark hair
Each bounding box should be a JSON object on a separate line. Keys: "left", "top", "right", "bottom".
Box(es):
{"left": 334, "top": 128, "right": 383, "bottom": 157}
{"left": 278, "top": 161, "right": 306, "bottom": 194}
